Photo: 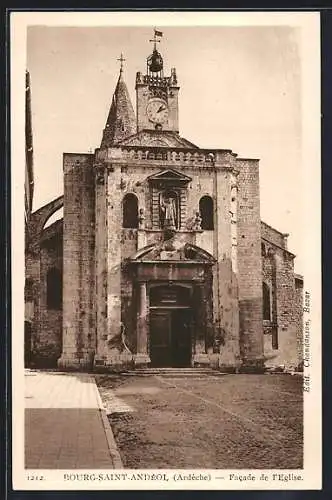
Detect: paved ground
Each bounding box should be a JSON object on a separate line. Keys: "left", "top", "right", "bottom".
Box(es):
{"left": 96, "top": 373, "right": 303, "bottom": 469}
{"left": 25, "top": 370, "right": 119, "bottom": 469}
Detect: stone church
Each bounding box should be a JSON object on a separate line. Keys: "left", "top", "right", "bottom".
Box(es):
{"left": 25, "top": 34, "right": 304, "bottom": 372}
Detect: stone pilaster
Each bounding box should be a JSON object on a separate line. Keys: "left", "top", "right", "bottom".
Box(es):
{"left": 105, "top": 165, "right": 122, "bottom": 366}
{"left": 236, "top": 158, "right": 264, "bottom": 372}
{"left": 94, "top": 164, "right": 108, "bottom": 364}
{"left": 134, "top": 282, "right": 150, "bottom": 366}
{"left": 58, "top": 153, "right": 95, "bottom": 370}
{"left": 193, "top": 282, "right": 209, "bottom": 366}
{"left": 273, "top": 251, "right": 298, "bottom": 367}
{"left": 213, "top": 154, "right": 241, "bottom": 370}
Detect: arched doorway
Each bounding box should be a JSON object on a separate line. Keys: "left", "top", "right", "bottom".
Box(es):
{"left": 149, "top": 284, "right": 192, "bottom": 368}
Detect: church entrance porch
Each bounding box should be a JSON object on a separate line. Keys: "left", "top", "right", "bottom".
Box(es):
{"left": 129, "top": 242, "right": 216, "bottom": 370}
{"left": 133, "top": 275, "right": 212, "bottom": 369}
{"left": 149, "top": 285, "right": 192, "bottom": 368}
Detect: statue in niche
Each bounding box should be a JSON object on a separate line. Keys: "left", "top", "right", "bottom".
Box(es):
{"left": 159, "top": 190, "right": 178, "bottom": 230}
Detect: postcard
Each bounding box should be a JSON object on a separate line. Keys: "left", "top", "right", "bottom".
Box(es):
{"left": 11, "top": 10, "right": 321, "bottom": 490}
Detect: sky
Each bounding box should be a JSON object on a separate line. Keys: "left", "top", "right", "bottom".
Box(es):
{"left": 27, "top": 24, "right": 304, "bottom": 271}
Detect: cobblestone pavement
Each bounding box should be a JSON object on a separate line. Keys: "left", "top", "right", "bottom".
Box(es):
{"left": 96, "top": 373, "right": 303, "bottom": 469}
{"left": 25, "top": 370, "right": 117, "bottom": 469}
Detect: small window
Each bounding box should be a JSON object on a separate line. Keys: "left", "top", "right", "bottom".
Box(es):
{"left": 261, "top": 243, "right": 266, "bottom": 256}
{"left": 199, "top": 196, "right": 214, "bottom": 230}
{"left": 263, "top": 282, "right": 271, "bottom": 321}
{"left": 123, "top": 193, "right": 138, "bottom": 228}
{"left": 47, "top": 267, "right": 62, "bottom": 310}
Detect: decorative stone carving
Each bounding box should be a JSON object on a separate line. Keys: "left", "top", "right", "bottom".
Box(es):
{"left": 149, "top": 86, "right": 167, "bottom": 100}
{"left": 194, "top": 211, "right": 202, "bottom": 231}
{"left": 136, "top": 71, "right": 143, "bottom": 84}
{"left": 138, "top": 208, "right": 145, "bottom": 229}
{"left": 170, "top": 67, "right": 178, "bottom": 85}
{"left": 130, "top": 241, "right": 216, "bottom": 264}
{"left": 96, "top": 167, "right": 105, "bottom": 185}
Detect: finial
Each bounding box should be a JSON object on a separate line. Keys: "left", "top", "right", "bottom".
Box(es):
{"left": 117, "top": 53, "right": 126, "bottom": 74}
{"left": 149, "top": 28, "right": 163, "bottom": 51}
{"left": 147, "top": 29, "right": 164, "bottom": 74}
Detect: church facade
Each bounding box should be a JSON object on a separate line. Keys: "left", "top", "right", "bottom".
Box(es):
{"left": 25, "top": 35, "right": 304, "bottom": 372}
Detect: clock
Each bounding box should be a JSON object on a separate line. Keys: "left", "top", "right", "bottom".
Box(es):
{"left": 146, "top": 98, "right": 169, "bottom": 124}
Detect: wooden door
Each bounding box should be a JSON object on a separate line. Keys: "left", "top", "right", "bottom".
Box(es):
{"left": 149, "top": 310, "right": 172, "bottom": 367}
{"left": 171, "top": 309, "right": 192, "bottom": 367}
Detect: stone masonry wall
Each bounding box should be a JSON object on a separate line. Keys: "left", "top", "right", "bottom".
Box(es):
{"left": 121, "top": 228, "right": 138, "bottom": 354}
{"left": 268, "top": 249, "right": 298, "bottom": 369}
{"left": 261, "top": 221, "right": 286, "bottom": 249}
{"left": 25, "top": 197, "right": 64, "bottom": 363}
{"left": 274, "top": 249, "right": 296, "bottom": 330}
{"left": 236, "top": 158, "right": 264, "bottom": 370}
{"left": 59, "top": 153, "right": 95, "bottom": 370}
{"left": 262, "top": 250, "right": 278, "bottom": 337}
{"left": 95, "top": 167, "right": 108, "bottom": 362}
{"left": 105, "top": 165, "right": 123, "bottom": 364}
{"left": 261, "top": 237, "right": 301, "bottom": 369}
{"left": 97, "top": 156, "right": 239, "bottom": 368}
{"left": 95, "top": 164, "right": 148, "bottom": 364}
{"left": 29, "top": 149, "right": 301, "bottom": 372}
{"left": 212, "top": 158, "right": 240, "bottom": 370}
{"left": 38, "top": 231, "right": 63, "bottom": 366}
{"left": 25, "top": 250, "right": 40, "bottom": 352}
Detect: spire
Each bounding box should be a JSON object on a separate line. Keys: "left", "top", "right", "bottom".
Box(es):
{"left": 100, "top": 57, "right": 136, "bottom": 148}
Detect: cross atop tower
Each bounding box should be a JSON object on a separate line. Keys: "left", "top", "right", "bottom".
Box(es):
{"left": 117, "top": 53, "right": 126, "bottom": 74}
{"left": 149, "top": 28, "right": 163, "bottom": 51}
{"left": 147, "top": 29, "right": 164, "bottom": 75}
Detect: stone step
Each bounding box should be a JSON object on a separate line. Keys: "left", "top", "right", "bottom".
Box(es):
{"left": 135, "top": 367, "right": 216, "bottom": 372}
{"left": 121, "top": 367, "right": 227, "bottom": 377}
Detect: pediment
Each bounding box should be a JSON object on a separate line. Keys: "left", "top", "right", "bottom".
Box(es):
{"left": 117, "top": 130, "right": 198, "bottom": 149}
{"left": 147, "top": 168, "right": 192, "bottom": 184}
{"left": 130, "top": 242, "right": 215, "bottom": 264}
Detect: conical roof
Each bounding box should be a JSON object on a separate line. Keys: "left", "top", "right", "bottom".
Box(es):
{"left": 100, "top": 71, "right": 136, "bottom": 148}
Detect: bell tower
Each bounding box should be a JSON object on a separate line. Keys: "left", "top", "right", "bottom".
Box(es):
{"left": 135, "top": 30, "right": 180, "bottom": 133}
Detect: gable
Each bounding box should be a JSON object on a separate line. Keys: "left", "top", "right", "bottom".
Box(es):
{"left": 147, "top": 168, "right": 192, "bottom": 184}
{"left": 117, "top": 130, "right": 198, "bottom": 149}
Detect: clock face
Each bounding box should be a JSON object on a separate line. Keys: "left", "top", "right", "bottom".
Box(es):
{"left": 146, "top": 98, "right": 169, "bottom": 124}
